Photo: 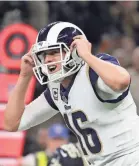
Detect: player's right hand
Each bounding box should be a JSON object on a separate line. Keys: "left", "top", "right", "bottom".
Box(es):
{"left": 20, "top": 49, "right": 35, "bottom": 78}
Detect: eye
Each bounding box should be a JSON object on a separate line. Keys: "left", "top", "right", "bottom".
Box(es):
{"left": 49, "top": 49, "right": 60, "bottom": 55}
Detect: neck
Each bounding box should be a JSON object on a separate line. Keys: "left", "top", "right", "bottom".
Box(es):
{"left": 61, "top": 75, "right": 74, "bottom": 88}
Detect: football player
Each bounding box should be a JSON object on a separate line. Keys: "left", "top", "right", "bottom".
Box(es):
{"left": 4, "top": 22, "right": 139, "bottom": 166}
{"left": 18, "top": 123, "right": 69, "bottom": 166}
{"left": 48, "top": 143, "right": 89, "bottom": 166}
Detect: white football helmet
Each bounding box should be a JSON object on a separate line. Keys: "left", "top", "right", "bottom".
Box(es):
{"left": 31, "top": 21, "right": 86, "bottom": 85}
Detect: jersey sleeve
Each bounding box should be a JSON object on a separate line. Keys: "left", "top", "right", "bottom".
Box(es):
{"left": 88, "top": 53, "right": 130, "bottom": 103}
{"left": 48, "top": 143, "right": 85, "bottom": 166}
{"left": 18, "top": 88, "right": 59, "bottom": 131}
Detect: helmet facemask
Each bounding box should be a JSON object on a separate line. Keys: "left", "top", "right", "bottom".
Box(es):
{"left": 31, "top": 41, "right": 84, "bottom": 85}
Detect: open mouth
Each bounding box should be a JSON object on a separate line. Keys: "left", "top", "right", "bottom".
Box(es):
{"left": 48, "top": 65, "right": 57, "bottom": 73}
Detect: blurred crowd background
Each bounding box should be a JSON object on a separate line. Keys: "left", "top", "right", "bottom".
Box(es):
{"left": 0, "top": 1, "right": 139, "bottom": 166}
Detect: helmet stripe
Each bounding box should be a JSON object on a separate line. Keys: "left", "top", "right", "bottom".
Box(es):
{"left": 46, "top": 22, "right": 86, "bottom": 44}
{"left": 36, "top": 21, "right": 61, "bottom": 43}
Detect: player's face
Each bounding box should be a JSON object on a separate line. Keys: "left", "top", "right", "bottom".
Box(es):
{"left": 42, "top": 49, "right": 66, "bottom": 74}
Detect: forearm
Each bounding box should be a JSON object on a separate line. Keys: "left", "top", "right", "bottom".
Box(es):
{"left": 84, "top": 53, "right": 130, "bottom": 91}
{"left": 4, "top": 75, "right": 31, "bottom": 131}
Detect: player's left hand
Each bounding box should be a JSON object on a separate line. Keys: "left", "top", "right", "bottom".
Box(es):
{"left": 70, "top": 35, "right": 92, "bottom": 59}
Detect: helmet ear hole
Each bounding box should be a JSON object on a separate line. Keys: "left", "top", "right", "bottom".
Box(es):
{"left": 71, "top": 48, "right": 83, "bottom": 65}
{"left": 64, "top": 48, "right": 83, "bottom": 70}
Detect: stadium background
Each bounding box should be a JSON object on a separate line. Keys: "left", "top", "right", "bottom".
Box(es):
{"left": 0, "top": 1, "right": 139, "bottom": 165}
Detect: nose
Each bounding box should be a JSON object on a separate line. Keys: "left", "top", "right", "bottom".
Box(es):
{"left": 44, "top": 55, "right": 53, "bottom": 63}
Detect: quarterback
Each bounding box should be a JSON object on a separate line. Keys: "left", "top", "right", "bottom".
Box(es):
{"left": 48, "top": 143, "right": 89, "bottom": 166}
{"left": 4, "top": 22, "right": 139, "bottom": 166}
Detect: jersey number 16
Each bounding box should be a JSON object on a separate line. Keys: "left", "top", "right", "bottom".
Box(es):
{"left": 64, "top": 110, "right": 102, "bottom": 155}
